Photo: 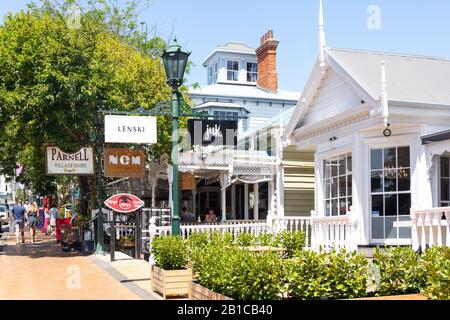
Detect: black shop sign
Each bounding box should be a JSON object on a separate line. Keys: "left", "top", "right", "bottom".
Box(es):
{"left": 188, "top": 119, "right": 238, "bottom": 147}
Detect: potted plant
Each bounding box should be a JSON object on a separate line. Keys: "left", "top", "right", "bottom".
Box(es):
{"left": 150, "top": 236, "right": 192, "bottom": 299}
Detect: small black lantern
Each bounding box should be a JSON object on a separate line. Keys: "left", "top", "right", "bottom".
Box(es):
{"left": 162, "top": 38, "right": 191, "bottom": 90}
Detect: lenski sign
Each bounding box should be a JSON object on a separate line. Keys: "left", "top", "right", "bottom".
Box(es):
{"left": 104, "top": 115, "right": 157, "bottom": 144}
{"left": 188, "top": 119, "right": 238, "bottom": 147}
{"left": 104, "top": 148, "right": 146, "bottom": 178}
{"left": 45, "top": 146, "right": 94, "bottom": 176}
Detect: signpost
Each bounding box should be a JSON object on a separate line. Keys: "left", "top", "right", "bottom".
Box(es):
{"left": 104, "top": 148, "right": 146, "bottom": 178}
{"left": 45, "top": 146, "right": 94, "bottom": 176}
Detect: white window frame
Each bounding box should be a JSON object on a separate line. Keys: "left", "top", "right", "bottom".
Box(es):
{"left": 226, "top": 60, "right": 239, "bottom": 81}
{"left": 369, "top": 146, "right": 412, "bottom": 242}
{"left": 439, "top": 154, "right": 450, "bottom": 207}
{"left": 246, "top": 62, "right": 258, "bottom": 83}
{"left": 322, "top": 152, "right": 353, "bottom": 217}
{"left": 362, "top": 134, "right": 418, "bottom": 246}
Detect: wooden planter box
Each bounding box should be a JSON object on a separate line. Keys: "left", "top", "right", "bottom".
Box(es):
{"left": 189, "top": 282, "right": 233, "bottom": 300}
{"left": 350, "top": 294, "right": 427, "bottom": 301}
{"left": 151, "top": 265, "right": 192, "bottom": 299}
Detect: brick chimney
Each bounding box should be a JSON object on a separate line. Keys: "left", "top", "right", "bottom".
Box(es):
{"left": 256, "top": 30, "right": 279, "bottom": 92}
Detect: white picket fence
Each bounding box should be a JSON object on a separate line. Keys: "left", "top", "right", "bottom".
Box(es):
{"left": 410, "top": 207, "right": 450, "bottom": 252}
{"left": 146, "top": 212, "right": 358, "bottom": 252}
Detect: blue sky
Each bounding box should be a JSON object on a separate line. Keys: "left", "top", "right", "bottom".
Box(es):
{"left": 1, "top": 1, "right": 450, "bottom": 92}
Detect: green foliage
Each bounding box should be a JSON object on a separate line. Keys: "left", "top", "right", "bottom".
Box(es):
{"left": 254, "top": 233, "right": 275, "bottom": 246}
{"left": 284, "top": 250, "right": 330, "bottom": 300}
{"left": 373, "top": 246, "right": 426, "bottom": 296}
{"left": 274, "top": 231, "right": 307, "bottom": 258}
{"left": 0, "top": 0, "right": 190, "bottom": 196}
{"left": 151, "top": 236, "right": 188, "bottom": 271}
{"left": 191, "top": 244, "right": 284, "bottom": 300}
{"left": 235, "top": 232, "right": 254, "bottom": 247}
{"left": 285, "top": 249, "right": 368, "bottom": 300}
{"left": 421, "top": 246, "right": 450, "bottom": 300}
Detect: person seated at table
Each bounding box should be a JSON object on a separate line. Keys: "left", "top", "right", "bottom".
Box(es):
{"left": 205, "top": 209, "right": 218, "bottom": 223}
{"left": 180, "top": 207, "right": 196, "bottom": 223}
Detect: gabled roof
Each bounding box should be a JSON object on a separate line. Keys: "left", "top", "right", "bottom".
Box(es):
{"left": 327, "top": 48, "right": 450, "bottom": 106}
{"left": 286, "top": 47, "right": 450, "bottom": 138}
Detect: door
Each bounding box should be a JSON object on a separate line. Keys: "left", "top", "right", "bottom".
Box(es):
{"left": 370, "top": 146, "right": 412, "bottom": 243}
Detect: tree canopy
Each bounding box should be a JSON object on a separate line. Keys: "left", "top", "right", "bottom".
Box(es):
{"left": 0, "top": 0, "right": 188, "bottom": 199}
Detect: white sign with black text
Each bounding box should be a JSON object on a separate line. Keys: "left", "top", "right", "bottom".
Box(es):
{"left": 104, "top": 115, "right": 157, "bottom": 144}
{"left": 46, "top": 146, "right": 94, "bottom": 176}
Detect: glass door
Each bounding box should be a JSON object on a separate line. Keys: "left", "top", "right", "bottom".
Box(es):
{"left": 370, "top": 146, "right": 411, "bottom": 242}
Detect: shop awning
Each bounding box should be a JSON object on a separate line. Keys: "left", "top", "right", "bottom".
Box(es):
{"left": 421, "top": 130, "right": 450, "bottom": 145}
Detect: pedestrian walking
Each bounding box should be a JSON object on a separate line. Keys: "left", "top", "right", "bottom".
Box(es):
{"left": 49, "top": 204, "right": 58, "bottom": 236}
{"left": 42, "top": 205, "right": 50, "bottom": 235}
{"left": 37, "top": 205, "right": 45, "bottom": 231}
{"left": 26, "top": 201, "right": 39, "bottom": 244}
{"left": 12, "top": 201, "right": 26, "bottom": 244}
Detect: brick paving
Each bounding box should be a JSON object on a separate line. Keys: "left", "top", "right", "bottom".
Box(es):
{"left": 0, "top": 230, "right": 141, "bottom": 300}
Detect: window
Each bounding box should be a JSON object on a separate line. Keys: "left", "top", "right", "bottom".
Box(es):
{"left": 214, "top": 63, "right": 218, "bottom": 83}
{"left": 440, "top": 156, "right": 450, "bottom": 207}
{"left": 227, "top": 60, "right": 239, "bottom": 81}
{"left": 323, "top": 153, "right": 353, "bottom": 217}
{"left": 370, "top": 146, "right": 411, "bottom": 240}
{"left": 213, "top": 111, "right": 239, "bottom": 120}
{"left": 208, "top": 67, "right": 213, "bottom": 83}
{"left": 246, "top": 62, "right": 258, "bottom": 82}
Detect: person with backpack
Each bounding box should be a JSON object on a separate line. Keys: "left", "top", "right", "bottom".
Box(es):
{"left": 12, "top": 201, "right": 26, "bottom": 244}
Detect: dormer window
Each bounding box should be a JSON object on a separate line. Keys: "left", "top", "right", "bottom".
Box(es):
{"left": 227, "top": 60, "right": 239, "bottom": 81}
{"left": 247, "top": 62, "right": 258, "bottom": 82}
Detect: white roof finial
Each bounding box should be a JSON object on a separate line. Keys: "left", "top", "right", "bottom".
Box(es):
{"left": 319, "top": 0, "right": 327, "bottom": 72}
{"left": 381, "top": 60, "right": 389, "bottom": 128}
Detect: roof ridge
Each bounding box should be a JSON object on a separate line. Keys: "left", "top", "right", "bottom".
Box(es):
{"left": 327, "top": 47, "right": 450, "bottom": 62}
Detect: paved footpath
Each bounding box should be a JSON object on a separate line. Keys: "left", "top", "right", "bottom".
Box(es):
{"left": 0, "top": 230, "right": 147, "bottom": 300}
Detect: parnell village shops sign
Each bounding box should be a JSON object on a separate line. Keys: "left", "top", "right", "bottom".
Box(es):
{"left": 45, "top": 146, "right": 94, "bottom": 176}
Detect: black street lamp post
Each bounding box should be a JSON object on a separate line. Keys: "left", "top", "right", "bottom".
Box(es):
{"left": 162, "top": 39, "right": 190, "bottom": 236}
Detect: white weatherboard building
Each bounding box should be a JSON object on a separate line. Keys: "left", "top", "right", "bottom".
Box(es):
{"left": 190, "top": 36, "right": 299, "bottom": 133}
{"left": 286, "top": 0, "right": 450, "bottom": 250}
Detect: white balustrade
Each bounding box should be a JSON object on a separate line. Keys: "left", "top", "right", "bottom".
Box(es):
{"left": 411, "top": 207, "right": 450, "bottom": 252}
{"left": 310, "top": 209, "right": 358, "bottom": 252}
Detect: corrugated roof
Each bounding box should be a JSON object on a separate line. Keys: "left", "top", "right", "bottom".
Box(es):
{"left": 190, "top": 84, "right": 300, "bottom": 102}
{"left": 326, "top": 48, "right": 450, "bottom": 106}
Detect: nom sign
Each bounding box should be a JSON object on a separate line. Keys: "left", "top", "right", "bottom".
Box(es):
{"left": 45, "top": 146, "right": 94, "bottom": 176}
{"left": 104, "top": 115, "right": 157, "bottom": 144}
{"left": 188, "top": 119, "right": 238, "bottom": 147}
{"left": 104, "top": 148, "right": 146, "bottom": 178}
{"left": 104, "top": 194, "right": 144, "bottom": 214}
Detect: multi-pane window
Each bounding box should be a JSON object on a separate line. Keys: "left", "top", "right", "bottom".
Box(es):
{"left": 246, "top": 62, "right": 258, "bottom": 82}
{"left": 213, "top": 111, "right": 239, "bottom": 120}
{"left": 323, "top": 153, "right": 353, "bottom": 217}
{"left": 214, "top": 63, "right": 218, "bottom": 83}
{"left": 440, "top": 156, "right": 450, "bottom": 207}
{"left": 227, "top": 60, "right": 239, "bottom": 81}
{"left": 370, "top": 146, "right": 411, "bottom": 240}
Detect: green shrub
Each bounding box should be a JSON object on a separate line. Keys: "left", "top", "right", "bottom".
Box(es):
{"left": 274, "top": 231, "right": 306, "bottom": 258}
{"left": 285, "top": 249, "right": 368, "bottom": 300}
{"left": 421, "top": 246, "right": 450, "bottom": 300}
{"left": 151, "top": 236, "right": 188, "bottom": 270}
{"left": 285, "top": 250, "right": 330, "bottom": 299}
{"left": 192, "top": 243, "right": 284, "bottom": 300}
{"left": 254, "top": 233, "right": 275, "bottom": 246}
{"left": 235, "top": 232, "right": 255, "bottom": 247}
{"left": 326, "top": 250, "right": 368, "bottom": 299}
{"left": 373, "top": 246, "right": 426, "bottom": 296}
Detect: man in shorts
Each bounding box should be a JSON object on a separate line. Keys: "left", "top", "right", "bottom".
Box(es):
{"left": 12, "top": 201, "right": 26, "bottom": 244}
